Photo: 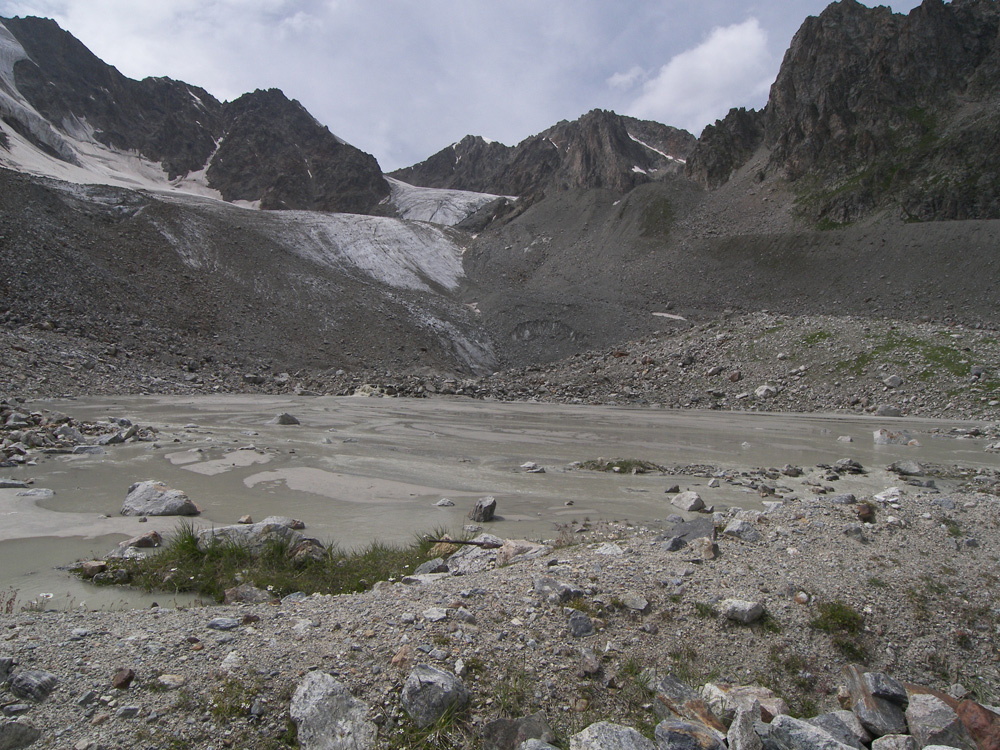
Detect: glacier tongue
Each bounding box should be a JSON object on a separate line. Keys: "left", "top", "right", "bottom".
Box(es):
{"left": 386, "top": 176, "right": 513, "bottom": 227}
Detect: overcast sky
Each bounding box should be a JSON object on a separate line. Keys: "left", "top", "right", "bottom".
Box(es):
{"left": 0, "top": 0, "right": 923, "bottom": 171}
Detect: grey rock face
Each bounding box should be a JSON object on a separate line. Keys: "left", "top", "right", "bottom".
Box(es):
{"left": 569, "top": 721, "right": 657, "bottom": 750}
{"left": 290, "top": 671, "right": 377, "bottom": 750}
{"left": 120, "top": 480, "right": 199, "bottom": 516}
{"left": 400, "top": 665, "right": 469, "bottom": 729}
{"left": 809, "top": 711, "right": 871, "bottom": 750}
{"left": 728, "top": 703, "right": 763, "bottom": 750}
{"left": 903, "top": 694, "right": 976, "bottom": 750}
{"left": 9, "top": 670, "right": 58, "bottom": 702}
{"left": 870, "top": 735, "right": 917, "bottom": 750}
{"left": 197, "top": 517, "right": 320, "bottom": 557}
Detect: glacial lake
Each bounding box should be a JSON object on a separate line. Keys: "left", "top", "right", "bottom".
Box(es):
{"left": 3, "top": 395, "right": 998, "bottom": 609}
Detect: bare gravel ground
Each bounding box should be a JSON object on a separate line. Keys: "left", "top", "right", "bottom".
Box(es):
{"left": 2, "top": 479, "right": 999, "bottom": 748}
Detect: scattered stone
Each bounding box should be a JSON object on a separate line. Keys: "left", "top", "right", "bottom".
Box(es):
{"left": 120, "top": 480, "right": 199, "bottom": 516}
{"left": 568, "top": 610, "right": 595, "bottom": 638}
{"left": 111, "top": 668, "right": 135, "bottom": 690}
{"left": 79, "top": 560, "right": 107, "bottom": 578}
{"left": 119, "top": 530, "right": 162, "bottom": 549}
{"left": 469, "top": 496, "right": 497, "bottom": 522}
{"left": 400, "top": 664, "right": 469, "bottom": 728}
{"left": 435, "top": 498, "right": 455, "bottom": 507}
{"left": 755, "top": 385, "right": 778, "bottom": 399}
{"left": 237, "top": 514, "right": 253, "bottom": 524}
{"left": 764, "top": 714, "right": 859, "bottom": 750}
{"left": 888, "top": 461, "right": 923, "bottom": 476}
{"left": 533, "top": 577, "right": 584, "bottom": 604}
{"left": 0, "top": 479, "right": 29, "bottom": 489}
{"left": 874, "top": 429, "right": 912, "bottom": 445}
{"left": 688, "top": 537, "right": 718, "bottom": 560}
{"left": 413, "top": 557, "right": 449, "bottom": 575}
{"left": 206, "top": 617, "right": 240, "bottom": 631}
{"left": 157, "top": 675, "right": 186, "bottom": 690}
{"left": 883, "top": 375, "right": 903, "bottom": 388}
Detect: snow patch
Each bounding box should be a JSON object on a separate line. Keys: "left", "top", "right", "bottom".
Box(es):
{"left": 627, "top": 133, "right": 685, "bottom": 164}
{"left": 652, "top": 312, "right": 687, "bottom": 321}
{"left": 632, "top": 165, "right": 647, "bottom": 174}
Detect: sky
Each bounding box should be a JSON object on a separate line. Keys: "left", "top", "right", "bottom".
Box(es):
{"left": 0, "top": 0, "right": 924, "bottom": 172}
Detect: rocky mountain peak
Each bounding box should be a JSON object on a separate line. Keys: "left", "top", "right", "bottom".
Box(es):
{"left": 686, "top": 0, "right": 1000, "bottom": 221}
{"left": 392, "top": 109, "right": 694, "bottom": 202}
{"left": 0, "top": 16, "right": 388, "bottom": 213}
{"left": 207, "top": 88, "right": 388, "bottom": 213}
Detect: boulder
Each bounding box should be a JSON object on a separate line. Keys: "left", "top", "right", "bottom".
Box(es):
{"left": 196, "top": 517, "right": 321, "bottom": 557}
{"left": 290, "top": 671, "right": 377, "bottom": 750}
{"left": 482, "top": 711, "right": 556, "bottom": 750}
{"left": 722, "top": 519, "right": 761, "bottom": 543}
{"left": 650, "top": 674, "right": 725, "bottom": 731}
{"left": 0, "top": 721, "right": 41, "bottom": 750}
{"left": 119, "top": 530, "right": 162, "bottom": 549}
{"left": 728, "top": 702, "right": 763, "bottom": 750}
{"left": 401, "top": 665, "right": 469, "bottom": 728}
{"left": 654, "top": 719, "right": 726, "bottom": 750}
{"left": 496, "top": 539, "right": 550, "bottom": 567}
{"left": 720, "top": 599, "right": 764, "bottom": 625}
{"left": 469, "top": 496, "right": 497, "bottom": 522}
{"left": 569, "top": 722, "right": 657, "bottom": 749}
{"left": 888, "top": 461, "right": 924, "bottom": 477}
{"left": 9, "top": 670, "right": 58, "bottom": 702}
{"left": 809, "top": 711, "right": 872, "bottom": 750}
{"left": 702, "top": 683, "right": 788, "bottom": 724}
{"left": 121, "top": 480, "right": 199, "bottom": 516}
{"left": 763, "top": 715, "right": 859, "bottom": 750}
{"left": 223, "top": 584, "right": 277, "bottom": 605}
{"left": 269, "top": 413, "right": 300, "bottom": 425}
{"left": 956, "top": 700, "right": 1000, "bottom": 750}
{"left": 904, "top": 694, "right": 976, "bottom": 750}
{"left": 568, "top": 610, "right": 595, "bottom": 638}
{"left": 871, "top": 736, "right": 917, "bottom": 750}
{"left": 843, "top": 665, "right": 908, "bottom": 738}
{"left": 672, "top": 492, "right": 705, "bottom": 512}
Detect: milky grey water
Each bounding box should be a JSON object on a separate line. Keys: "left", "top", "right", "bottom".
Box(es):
{"left": 3, "top": 395, "right": 997, "bottom": 609}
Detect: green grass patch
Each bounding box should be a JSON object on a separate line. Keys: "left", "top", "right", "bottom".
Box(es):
{"left": 802, "top": 330, "right": 833, "bottom": 346}
{"left": 641, "top": 195, "right": 675, "bottom": 239}
{"left": 694, "top": 602, "right": 718, "bottom": 619}
{"left": 580, "top": 458, "right": 663, "bottom": 474}
{"left": 810, "top": 600, "right": 863, "bottom": 634}
{"left": 810, "top": 600, "right": 867, "bottom": 662}
{"left": 82, "top": 522, "right": 450, "bottom": 602}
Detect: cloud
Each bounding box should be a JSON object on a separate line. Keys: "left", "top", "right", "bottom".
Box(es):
{"left": 625, "top": 18, "right": 774, "bottom": 136}
{"left": 607, "top": 65, "right": 645, "bottom": 91}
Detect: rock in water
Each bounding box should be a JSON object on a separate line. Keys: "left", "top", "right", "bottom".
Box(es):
{"left": 290, "top": 671, "right": 377, "bottom": 750}
{"left": 120, "top": 480, "right": 199, "bottom": 516}
{"left": 400, "top": 664, "right": 469, "bottom": 728}
{"left": 270, "top": 413, "right": 300, "bottom": 425}
{"left": 671, "top": 491, "right": 705, "bottom": 512}
{"left": 468, "top": 496, "right": 497, "bottom": 522}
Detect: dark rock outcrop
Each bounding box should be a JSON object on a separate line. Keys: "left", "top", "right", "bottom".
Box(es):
{"left": 207, "top": 88, "right": 388, "bottom": 214}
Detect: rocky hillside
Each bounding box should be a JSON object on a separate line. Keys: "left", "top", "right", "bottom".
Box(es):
{"left": 687, "top": 0, "right": 1000, "bottom": 223}
{"left": 0, "top": 16, "right": 389, "bottom": 214}
{"left": 391, "top": 109, "right": 695, "bottom": 203}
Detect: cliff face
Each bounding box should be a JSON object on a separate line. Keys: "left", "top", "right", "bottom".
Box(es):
{"left": 2, "top": 16, "right": 388, "bottom": 213}
{"left": 391, "top": 110, "right": 695, "bottom": 201}
{"left": 687, "top": 0, "right": 1000, "bottom": 221}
